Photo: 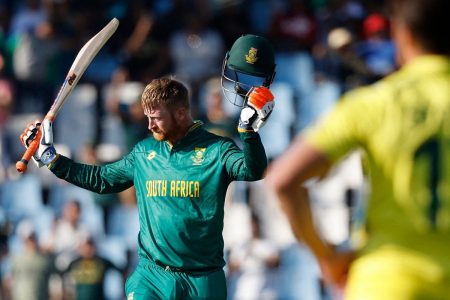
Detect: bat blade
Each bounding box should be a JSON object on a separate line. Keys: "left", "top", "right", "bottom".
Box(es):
{"left": 16, "top": 18, "right": 119, "bottom": 173}
{"left": 47, "top": 17, "right": 119, "bottom": 120}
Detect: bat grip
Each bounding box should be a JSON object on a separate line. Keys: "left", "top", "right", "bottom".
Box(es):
{"left": 16, "top": 128, "right": 42, "bottom": 173}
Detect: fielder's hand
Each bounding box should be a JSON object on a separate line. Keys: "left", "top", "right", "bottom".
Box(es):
{"left": 20, "top": 119, "right": 57, "bottom": 167}
{"left": 238, "top": 86, "right": 275, "bottom": 132}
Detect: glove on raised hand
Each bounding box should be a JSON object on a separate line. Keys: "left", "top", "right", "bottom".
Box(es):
{"left": 238, "top": 86, "right": 275, "bottom": 132}
{"left": 20, "top": 119, "right": 57, "bottom": 167}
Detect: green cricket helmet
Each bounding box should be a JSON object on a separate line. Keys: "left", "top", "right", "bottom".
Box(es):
{"left": 221, "top": 34, "right": 276, "bottom": 107}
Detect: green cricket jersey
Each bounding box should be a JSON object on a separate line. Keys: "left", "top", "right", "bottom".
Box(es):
{"left": 49, "top": 121, "right": 267, "bottom": 270}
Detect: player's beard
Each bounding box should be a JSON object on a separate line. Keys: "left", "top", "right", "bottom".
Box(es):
{"left": 151, "top": 113, "right": 181, "bottom": 142}
{"left": 152, "top": 130, "right": 166, "bottom": 141}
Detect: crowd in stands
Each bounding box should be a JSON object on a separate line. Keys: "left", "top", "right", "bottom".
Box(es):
{"left": 0, "top": 0, "right": 393, "bottom": 299}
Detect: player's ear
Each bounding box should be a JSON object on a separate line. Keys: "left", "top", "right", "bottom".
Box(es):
{"left": 175, "top": 106, "right": 188, "bottom": 121}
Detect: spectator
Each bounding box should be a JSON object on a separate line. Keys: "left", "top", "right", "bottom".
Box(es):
{"left": 114, "top": 2, "right": 172, "bottom": 84}
{"left": 0, "top": 50, "right": 14, "bottom": 177}
{"left": 9, "top": 0, "right": 74, "bottom": 114}
{"left": 6, "top": 220, "right": 57, "bottom": 300}
{"left": 212, "top": 1, "right": 252, "bottom": 49}
{"left": 62, "top": 236, "right": 125, "bottom": 300}
{"left": 198, "top": 77, "right": 238, "bottom": 140}
{"left": 168, "top": 9, "right": 225, "bottom": 112}
{"left": 325, "top": 26, "right": 375, "bottom": 90}
{"left": 354, "top": 12, "right": 396, "bottom": 80}
{"left": 41, "top": 200, "right": 91, "bottom": 270}
{"left": 267, "top": 0, "right": 317, "bottom": 132}
{"left": 269, "top": 0, "right": 317, "bottom": 53}
{"left": 228, "top": 213, "right": 280, "bottom": 300}
{"left": 8, "top": 0, "right": 46, "bottom": 38}
{"left": 104, "top": 79, "right": 148, "bottom": 151}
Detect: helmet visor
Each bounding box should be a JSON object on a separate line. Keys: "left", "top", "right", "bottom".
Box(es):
{"left": 221, "top": 64, "right": 267, "bottom": 107}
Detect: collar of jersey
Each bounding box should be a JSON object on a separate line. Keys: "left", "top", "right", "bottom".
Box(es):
{"left": 402, "top": 55, "right": 450, "bottom": 76}
{"left": 165, "top": 120, "right": 204, "bottom": 149}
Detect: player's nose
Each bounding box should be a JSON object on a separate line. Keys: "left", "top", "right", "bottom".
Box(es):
{"left": 148, "top": 120, "right": 157, "bottom": 131}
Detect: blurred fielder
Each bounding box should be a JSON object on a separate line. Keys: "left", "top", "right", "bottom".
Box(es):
{"left": 266, "top": 0, "right": 450, "bottom": 299}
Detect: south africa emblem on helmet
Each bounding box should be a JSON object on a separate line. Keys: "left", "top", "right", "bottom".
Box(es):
{"left": 245, "top": 47, "right": 258, "bottom": 64}
{"left": 191, "top": 147, "right": 206, "bottom": 165}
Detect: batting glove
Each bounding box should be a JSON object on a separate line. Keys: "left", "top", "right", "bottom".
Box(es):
{"left": 20, "top": 119, "right": 57, "bottom": 167}
{"left": 238, "top": 86, "right": 275, "bottom": 132}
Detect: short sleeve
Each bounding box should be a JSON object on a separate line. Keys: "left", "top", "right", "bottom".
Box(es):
{"left": 303, "top": 87, "right": 383, "bottom": 162}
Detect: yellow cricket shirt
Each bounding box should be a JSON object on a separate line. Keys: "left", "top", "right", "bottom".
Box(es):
{"left": 305, "top": 55, "right": 450, "bottom": 299}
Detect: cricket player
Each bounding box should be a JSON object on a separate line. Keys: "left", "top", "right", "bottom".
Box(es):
{"left": 266, "top": 0, "right": 450, "bottom": 299}
{"left": 21, "top": 34, "right": 276, "bottom": 299}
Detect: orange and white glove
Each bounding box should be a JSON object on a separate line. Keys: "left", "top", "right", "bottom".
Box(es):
{"left": 20, "top": 119, "right": 57, "bottom": 167}
{"left": 238, "top": 86, "right": 274, "bottom": 132}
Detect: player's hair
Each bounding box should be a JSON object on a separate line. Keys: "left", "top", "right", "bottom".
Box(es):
{"left": 388, "top": 0, "right": 450, "bottom": 54}
{"left": 141, "top": 77, "right": 190, "bottom": 112}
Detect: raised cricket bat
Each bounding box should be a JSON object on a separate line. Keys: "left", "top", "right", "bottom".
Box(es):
{"left": 16, "top": 18, "right": 120, "bottom": 173}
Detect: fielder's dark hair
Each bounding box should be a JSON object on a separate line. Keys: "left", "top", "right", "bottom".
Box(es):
{"left": 388, "top": 0, "right": 450, "bottom": 54}
{"left": 141, "top": 76, "right": 190, "bottom": 112}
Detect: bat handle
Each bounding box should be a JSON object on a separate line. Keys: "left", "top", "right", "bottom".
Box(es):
{"left": 16, "top": 128, "right": 42, "bottom": 173}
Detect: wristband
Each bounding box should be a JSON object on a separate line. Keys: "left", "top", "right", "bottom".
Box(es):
{"left": 40, "top": 146, "right": 57, "bottom": 165}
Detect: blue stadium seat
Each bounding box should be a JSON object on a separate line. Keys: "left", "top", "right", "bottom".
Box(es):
{"left": 98, "top": 236, "right": 128, "bottom": 268}
{"left": 55, "top": 83, "right": 98, "bottom": 158}
{"left": 259, "top": 82, "right": 296, "bottom": 159}
{"left": 277, "top": 243, "right": 322, "bottom": 300}
{"left": 104, "top": 269, "right": 125, "bottom": 300}
{"left": 274, "top": 52, "right": 316, "bottom": 132}
{"left": 0, "top": 174, "right": 44, "bottom": 224}
{"left": 297, "top": 79, "right": 340, "bottom": 131}
{"left": 275, "top": 52, "right": 315, "bottom": 99}
{"left": 98, "top": 236, "right": 128, "bottom": 300}
{"left": 106, "top": 204, "right": 139, "bottom": 249}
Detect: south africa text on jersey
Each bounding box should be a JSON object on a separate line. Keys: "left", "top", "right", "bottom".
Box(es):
{"left": 146, "top": 180, "right": 200, "bottom": 198}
